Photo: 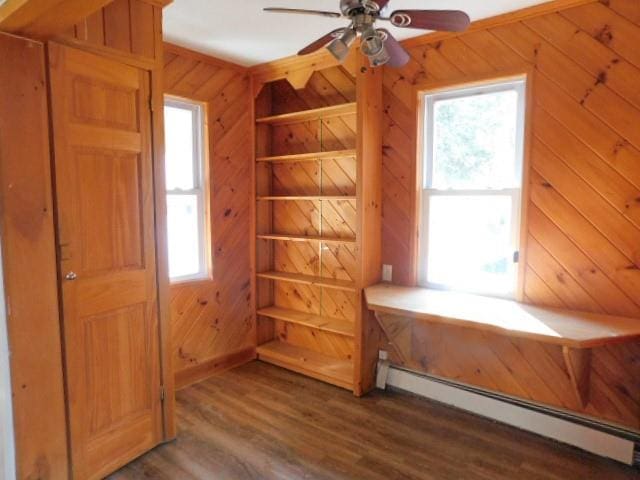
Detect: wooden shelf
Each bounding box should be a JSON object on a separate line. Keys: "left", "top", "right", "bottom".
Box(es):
{"left": 256, "top": 149, "right": 357, "bottom": 163}
{"left": 257, "top": 306, "right": 355, "bottom": 337}
{"left": 365, "top": 284, "right": 640, "bottom": 348}
{"left": 257, "top": 234, "right": 356, "bottom": 244}
{"left": 255, "top": 103, "right": 357, "bottom": 125}
{"left": 256, "top": 271, "right": 357, "bottom": 292}
{"left": 257, "top": 195, "right": 356, "bottom": 201}
{"left": 365, "top": 283, "right": 640, "bottom": 408}
{"left": 256, "top": 340, "right": 353, "bottom": 390}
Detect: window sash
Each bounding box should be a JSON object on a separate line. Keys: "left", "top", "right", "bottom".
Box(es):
{"left": 164, "top": 96, "right": 208, "bottom": 283}
{"left": 165, "top": 98, "right": 204, "bottom": 193}
{"left": 423, "top": 80, "right": 526, "bottom": 191}
{"left": 419, "top": 189, "right": 522, "bottom": 298}
{"left": 418, "top": 78, "right": 526, "bottom": 298}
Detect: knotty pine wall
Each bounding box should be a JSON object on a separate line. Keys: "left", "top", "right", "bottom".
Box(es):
{"left": 381, "top": 0, "right": 640, "bottom": 429}
{"left": 62, "top": 0, "right": 161, "bottom": 62}
{"left": 163, "top": 45, "right": 255, "bottom": 388}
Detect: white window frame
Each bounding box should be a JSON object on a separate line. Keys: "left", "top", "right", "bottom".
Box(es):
{"left": 418, "top": 77, "right": 527, "bottom": 299}
{"left": 164, "top": 96, "right": 209, "bottom": 284}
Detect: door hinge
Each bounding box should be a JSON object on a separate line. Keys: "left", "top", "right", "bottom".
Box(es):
{"left": 513, "top": 251, "right": 520, "bottom": 263}
{"left": 149, "top": 96, "right": 154, "bottom": 112}
{"left": 160, "top": 385, "right": 166, "bottom": 402}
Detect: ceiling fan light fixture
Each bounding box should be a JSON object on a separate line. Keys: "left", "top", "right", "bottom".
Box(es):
{"left": 360, "top": 27, "right": 389, "bottom": 66}
{"left": 360, "top": 26, "right": 383, "bottom": 56}
{"left": 327, "top": 27, "right": 357, "bottom": 61}
{"left": 272, "top": 1, "right": 471, "bottom": 69}
{"left": 367, "top": 43, "right": 390, "bottom": 66}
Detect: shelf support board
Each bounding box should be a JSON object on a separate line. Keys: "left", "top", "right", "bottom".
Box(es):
{"left": 562, "top": 346, "right": 591, "bottom": 409}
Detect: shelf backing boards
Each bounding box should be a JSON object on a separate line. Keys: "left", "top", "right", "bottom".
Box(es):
{"left": 254, "top": 66, "right": 360, "bottom": 390}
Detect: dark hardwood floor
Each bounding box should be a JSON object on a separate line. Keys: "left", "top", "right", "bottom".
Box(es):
{"left": 110, "top": 361, "right": 639, "bottom": 480}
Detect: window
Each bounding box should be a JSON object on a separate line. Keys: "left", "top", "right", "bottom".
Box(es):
{"left": 418, "top": 78, "right": 526, "bottom": 298}
{"left": 164, "top": 97, "right": 209, "bottom": 282}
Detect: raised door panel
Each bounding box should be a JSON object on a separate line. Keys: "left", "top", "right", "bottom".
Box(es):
{"left": 76, "top": 151, "right": 144, "bottom": 273}
{"left": 48, "top": 42, "right": 162, "bottom": 480}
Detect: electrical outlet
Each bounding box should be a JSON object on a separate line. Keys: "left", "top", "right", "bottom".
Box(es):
{"left": 382, "top": 264, "right": 392, "bottom": 282}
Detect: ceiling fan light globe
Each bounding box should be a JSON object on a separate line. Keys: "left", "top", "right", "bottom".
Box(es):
{"left": 327, "top": 28, "right": 356, "bottom": 61}
{"left": 368, "top": 43, "right": 390, "bottom": 67}
{"left": 361, "top": 27, "right": 383, "bottom": 56}
{"left": 327, "top": 38, "right": 351, "bottom": 61}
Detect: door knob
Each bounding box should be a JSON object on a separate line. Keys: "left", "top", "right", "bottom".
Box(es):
{"left": 65, "top": 271, "right": 78, "bottom": 281}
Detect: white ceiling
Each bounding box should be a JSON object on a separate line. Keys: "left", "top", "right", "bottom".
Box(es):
{"left": 163, "top": 0, "right": 548, "bottom": 67}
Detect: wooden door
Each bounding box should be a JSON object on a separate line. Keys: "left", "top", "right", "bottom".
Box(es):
{"left": 48, "top": 43, "right": 163, "bottom": 479}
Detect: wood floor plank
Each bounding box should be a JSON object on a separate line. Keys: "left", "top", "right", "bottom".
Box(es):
{"left": 109, "top": 362, "right": 638, "bottom": 480}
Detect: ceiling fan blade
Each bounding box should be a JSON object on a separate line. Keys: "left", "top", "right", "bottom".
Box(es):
{"left": 378, "top": 29, "right": 410, "bottom": 68}
{"left": 298, "top": 28, "right": 345, "bottom": 56}
{"left": 264, "top": 8, "right": 341, "bottom": 18}
{"left": 371, "top": 0, "right": 391, "bottom": 12}
{"left": 388, "top": 10, "right": 471, "bottom": 32}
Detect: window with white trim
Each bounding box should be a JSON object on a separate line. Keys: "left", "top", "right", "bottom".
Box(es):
{"left": 418, "top": 78, "right": 526, "bottom": 298}
{"left": 164, "top": 97, "right": 209, "bottom": 282}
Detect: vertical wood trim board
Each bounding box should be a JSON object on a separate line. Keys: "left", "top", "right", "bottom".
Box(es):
{"left": 380, "top": 0, "right": 640, "bottom": 429}
{"left": 0, "top": 251, "right": 15, "bottom": 480}
{"left": 0, "top": 32, "right": 69, "bottom": 480}
{"left": 150, "top": 15, "right": 177, "bottom": 439}
{"left": 163, "top": 44, "right": 255, "bottom": 388}
{"left": 354, "top": 56, "right": 384, "bottom": 395}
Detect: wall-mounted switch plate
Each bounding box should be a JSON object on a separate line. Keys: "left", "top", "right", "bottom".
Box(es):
{"left": 382, "top": 264, "right": 392, "bottom": 282}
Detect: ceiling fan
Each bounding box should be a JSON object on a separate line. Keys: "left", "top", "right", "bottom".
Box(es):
{"left": 264, "top": 0, "right": 471, "bottom": 68}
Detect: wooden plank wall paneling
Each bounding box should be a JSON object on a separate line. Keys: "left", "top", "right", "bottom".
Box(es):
{"left": 256, "top": 68, "right": 360, "bottom": 367}
{"left": 61, "top": 0, "right": 159, "bottom": 63}
{"left": 163, "top": 45, "right": 255, "bottom": 388}
{"left": 0, "top": 33, "right": 69, "bottom": 479}
{"left": 380, "top": 0, "right": 640, "bottom": 429}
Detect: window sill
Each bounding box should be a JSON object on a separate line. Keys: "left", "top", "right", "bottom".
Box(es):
{"left": 169, "top": 276, "right": 213, "bottom": 287}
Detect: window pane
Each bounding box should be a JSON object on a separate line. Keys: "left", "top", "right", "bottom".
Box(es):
{"left": 167, "top": 194, "right": 201, "bottom": 279}
{"left": 427, "top": 195, "right": 514, "bottom": 295}
{"left": 431, "top": 89, "right": 519, "bottom": 189}
{"left": 164, "top": 104, "right": 196, "bottom": 190}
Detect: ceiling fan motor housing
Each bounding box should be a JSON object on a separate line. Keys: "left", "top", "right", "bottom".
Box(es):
{"left": 340, "top": 0, "right": 381, "bottom": 17}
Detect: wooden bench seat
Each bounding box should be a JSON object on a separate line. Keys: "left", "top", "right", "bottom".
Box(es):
{"left": 364, "top": 283, "right": 640, "bottom": 407}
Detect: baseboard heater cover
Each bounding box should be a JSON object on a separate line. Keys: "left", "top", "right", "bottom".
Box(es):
{"left": 385, "top": 366, "right": 637, "bottom": 466}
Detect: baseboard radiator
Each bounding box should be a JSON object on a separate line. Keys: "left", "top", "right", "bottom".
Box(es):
{"left": 377, "top": 359, "right": 639, "bottom": 466}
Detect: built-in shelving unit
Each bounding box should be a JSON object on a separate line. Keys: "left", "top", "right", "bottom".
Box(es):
{"left": 256, "top": 271, "right": 357, "bottom": 292}
{"left": 257, "top": 195, "right": 356, "bottom": 201}
{"left": 255, "top": 102, "right": 356, "bottom": 125}
{"left": 252, "top": 63, "right": 382, "bottom": 395}
{"left": 257, "top": 306, "right": 355, "bottom": 337}
{"left": 256, "top": 341, "right": 354, "bottom": 390}
{"left": 256, "top": 234, "right": 356, "bottom": 244}
{"left": 256, "top": 149, "right": 357, "bottom": 163}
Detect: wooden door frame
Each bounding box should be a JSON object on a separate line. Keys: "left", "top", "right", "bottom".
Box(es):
{"left": 47, "top": 36, "right": 176, "bottom": 443}
{"left": 0, "top": 32, "right": 70, "bottom": 480}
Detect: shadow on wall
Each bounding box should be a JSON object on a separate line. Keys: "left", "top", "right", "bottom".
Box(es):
{"left": 0, "top": 246, "right": 15, "bottom": 480}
